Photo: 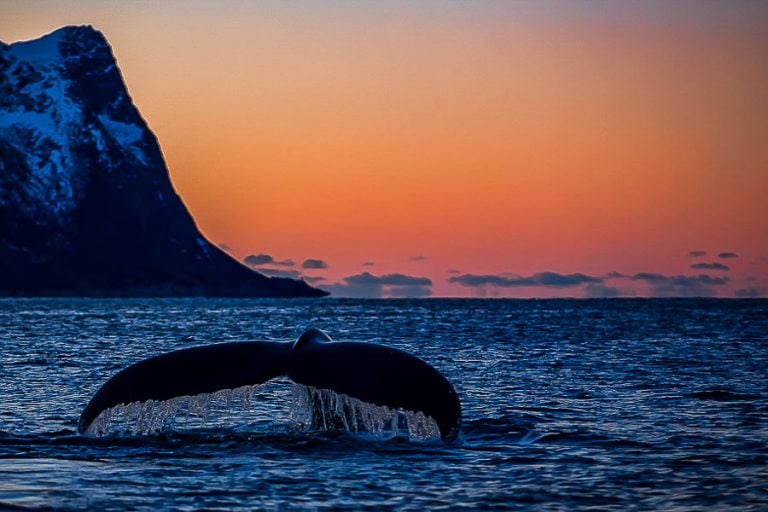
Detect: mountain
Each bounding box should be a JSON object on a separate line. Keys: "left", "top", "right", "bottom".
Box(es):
{"left": 0, "top": 26, "right": 326, "bottom": 297}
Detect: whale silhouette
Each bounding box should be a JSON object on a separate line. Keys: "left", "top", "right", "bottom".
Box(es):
{"left": 78, "top": 329, "right": 462, "bottom": 441}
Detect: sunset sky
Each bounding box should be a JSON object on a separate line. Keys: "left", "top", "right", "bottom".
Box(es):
{"left": 2, "top": 1, "right": 767, "bottom": 297}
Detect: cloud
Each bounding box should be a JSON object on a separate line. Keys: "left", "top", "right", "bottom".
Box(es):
{"left": 447, "top": 269, "right": 735, "bottom": 297}
{"left": 361, "top": 261, "right": 375, "bottom": 267}
{"left": 409, "top": 255, "right": 427, "bottom": 262}
{"left": 688, "top": 251, "right": 707, "bottom": 257}
{"left": 446, "top": 269, "right": 462, "bottom": 275}
{"left": 302, "top": 276, "right": 326, "bottom": 284}
{"left": 584, "top": 283, "right": 622, "bottom": 298}
{"left": 449, "top": 272, "right": 602, "bottom": 288}
{"left": 218, "top": 243, "right": 230, "bottom": 252}
{"left": 243, "top": 254, "right": 294, "bottom": 267}
{"left": 322, "top": 272, "right": 432, "bottom": 298}
{"left": 388, "top": 285, "right": 432, "bottom": 298}
{"left": 718, "top": 252, "right": 739, "bottom": 259}
{"left": 357, "top": 273, "right": 431, "bottom": 287}
{"left": 302, "top": 259, "right": 328, "bottom": 269}
{"left": 244, "top": 254, "right": 274, "bottom": 266}
{"left": 691, "top": 262, "right": 730, "bottom": 271}
{"left": 629, "top": 272, "right": 729, "bottom": 297}
{"left": 630, "top": 273, "right": 729, "bottom": 286}
{"left": 735, "top": 287, "right": 763, "bottom": 298}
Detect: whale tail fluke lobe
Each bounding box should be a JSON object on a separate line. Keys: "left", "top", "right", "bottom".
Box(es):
{"left": 77, "top": 341, "right": 290, "bottom": 435}
{"left": 288, "top": 340, "right": 462, "bottom": 441}
{"left": 78, "top": 330, "right": 462, "bottom": 442}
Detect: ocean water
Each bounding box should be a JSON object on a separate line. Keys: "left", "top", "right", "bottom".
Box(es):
{"left": 0, "top": 298, "right": 766, "bottom": 510}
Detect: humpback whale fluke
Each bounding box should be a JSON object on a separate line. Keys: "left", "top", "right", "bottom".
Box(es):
{"left": 78, "top": 329, "right": 462, "bottom": 441}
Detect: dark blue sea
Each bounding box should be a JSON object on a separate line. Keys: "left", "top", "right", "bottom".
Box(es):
{"left": 0, "top": 298, "right": 766, "bottom": 510}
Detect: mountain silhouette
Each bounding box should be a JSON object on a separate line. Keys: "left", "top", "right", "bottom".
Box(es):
{"left": 0, "top": 26, "right": 326, "bottom": 297}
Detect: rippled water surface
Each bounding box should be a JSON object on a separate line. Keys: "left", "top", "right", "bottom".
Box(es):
{"left": 1, "top": 298, "right": 766, "bottom": 510}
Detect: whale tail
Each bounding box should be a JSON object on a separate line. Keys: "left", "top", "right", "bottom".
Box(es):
{"left": 78, "top": 329, "right": 462, "bottom": 442}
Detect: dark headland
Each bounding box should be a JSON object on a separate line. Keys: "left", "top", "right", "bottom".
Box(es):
{"left": 0, "top": 26, "right": 326, "bottom": 297}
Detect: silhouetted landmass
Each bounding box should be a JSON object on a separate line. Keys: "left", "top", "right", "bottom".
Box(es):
{"left": 0, "top": 26, "right": 326, "bottom": 297}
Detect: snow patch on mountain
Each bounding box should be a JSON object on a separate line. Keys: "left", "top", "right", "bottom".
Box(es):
{"left": 1, "top": 30, "right": 90, "bottom": 220}
{"left": 6, "top": 29, "right": 65, "bottom": 62}
{"left": 97, "top": 114, "right": 148, "bottom": 164}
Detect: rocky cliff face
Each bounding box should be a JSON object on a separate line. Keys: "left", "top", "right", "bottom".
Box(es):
{"left": 0, "top": 26, "right": 326, "bottom": 297}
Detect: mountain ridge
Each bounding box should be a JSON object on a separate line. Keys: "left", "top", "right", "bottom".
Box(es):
{"left": 0, "top": 25, "right": 327, "bottom": 297}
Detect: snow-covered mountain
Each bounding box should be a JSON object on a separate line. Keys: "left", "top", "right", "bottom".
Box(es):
{"left": 0, "top": 25, "right": 326, "bottom": 296}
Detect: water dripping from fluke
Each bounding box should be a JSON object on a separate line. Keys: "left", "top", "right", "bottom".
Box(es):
{"left": 84, "top": 383, "right": 442, "bottom": 442}
{"left": 85, "top": 384, "right": 265, "bottom": 437}
{"left": 290, "top": 385, "right": 441, "bottom": 441}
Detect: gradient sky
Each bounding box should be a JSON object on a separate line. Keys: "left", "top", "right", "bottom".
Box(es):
{"left": 2, "top": 1, "right": 767, "bottom": 297}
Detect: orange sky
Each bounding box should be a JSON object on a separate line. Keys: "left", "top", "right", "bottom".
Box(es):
{"left": 2, "top": 1, "right": 767, "bottom": 297}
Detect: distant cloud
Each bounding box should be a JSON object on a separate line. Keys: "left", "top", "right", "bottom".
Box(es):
{"left": 218, "top": 243, "right": 231, "bottom": 252}
{"left": 302, "top": 259, "right": 328, "bottom": 269}
{"left": 447, "top": 268, "right": 735, "bottom": 298}
{"left": 322, "top": 272, "right": 432, "bottom": 298}
{"left": 630, "top": 273, "right": 728, "bottom": 286}
{"left": 409, "top": 255, "right": 427, "bottom": 262}
{"left": 389, "top": 285, "right": 432, "bottom": 298}
{"left": 243, "top": 254, "right": 294, "bottom": 267}
{"left": 449, "top": 272, "right": 602, "bottom": 289}
{"left": 688, "top": 250, "right": 707, "bottom": 257}
{"left": 735, "top": 287, "right": 762, "bottom": 298}
{"left": 691, "top": 262, "right": 730, "bottom": 271}
{"left": 584, "top": 283, "right": 622, "bottom": 298}
{"left": 244, "top": 254, "right": 274, "bottom": 266}
{"left": 446, "top": 269, "right": 462, "bottom": 275}
{"left": 718, "top": 252, "right": 738, "bottom": 259}
{"left": 362, "top": 261, "right": 375, "bottom": 267}
{"left": 630, "top": 272, "right": 729, "bottom": 297}
{"left": 302, "top": 276, "right": 326, "bottom": 284}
